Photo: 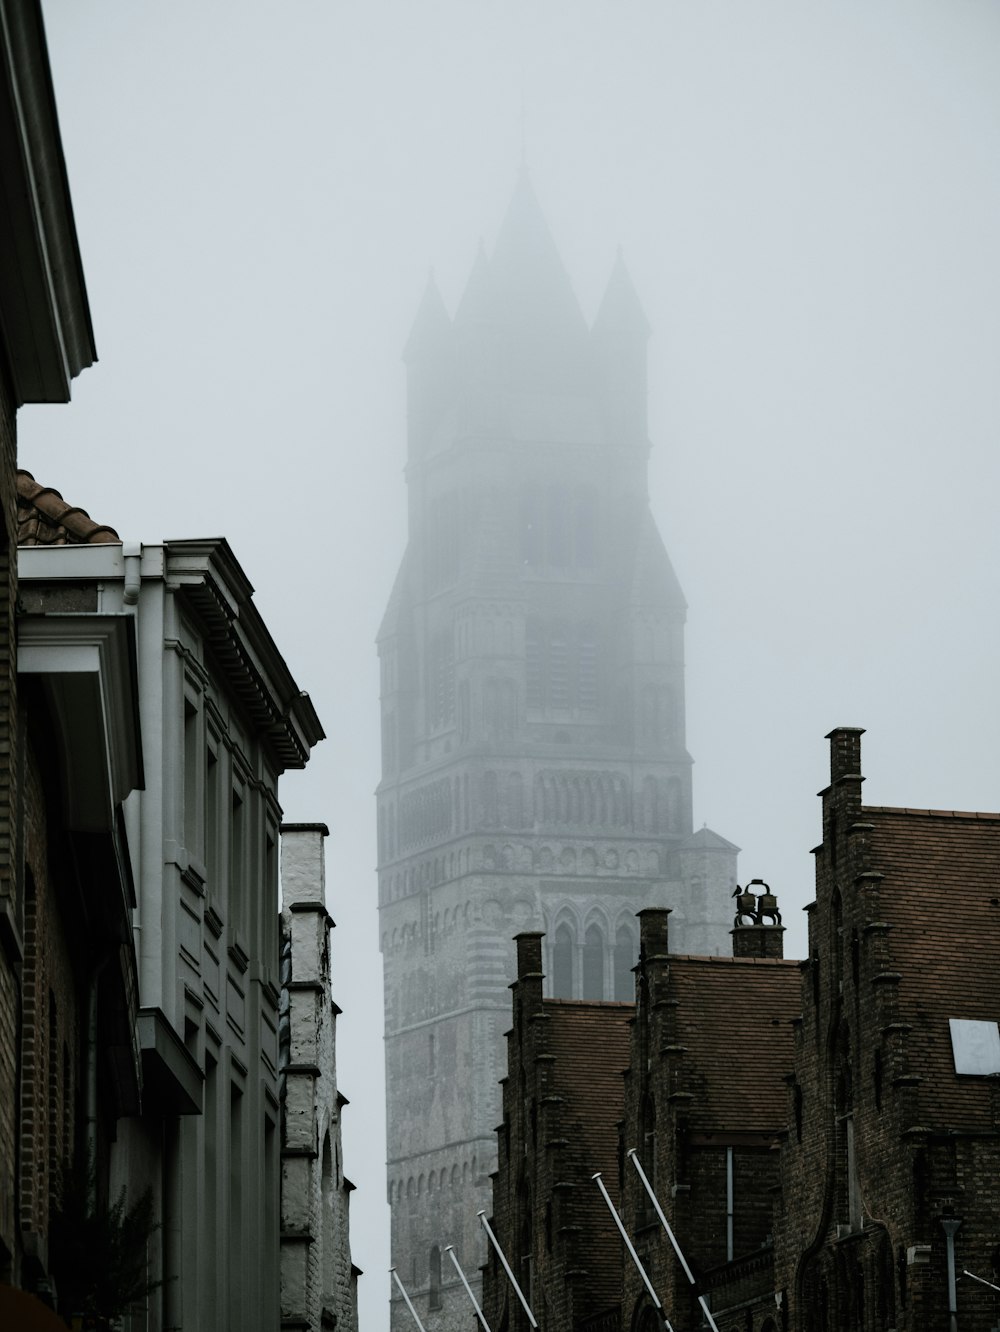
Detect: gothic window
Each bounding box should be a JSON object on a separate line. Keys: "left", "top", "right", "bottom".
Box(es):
{"left": 549, "top": 632, "right": 570, "bottom": 708}
{"left": 641, "top": 776, "right": 658, "bottom": 831}
{"left": 504, "top": 773, "right": 524, "bottom": 828}
{"left": 614, "top": 925, "right": 635, "bottom": 1001}
{"left": 519, "top": 482, "right": 600, "bottom": 570}
{"left": 427, "top": 630, "right": 455, "bottom": 730}
{"left": 576, "top": 487, "right": 598, "bottom": 567}
{"left": 500, "top": 679, "right": 517, "bottom": 736}
{"left": 578, "top": 626, "right": 599, "bottom": 710}
{"left": 458, "top": 681, "right": 470, "bottom": 740}
{"left": 583, "top": 924, "right": 604, "bottom": 1000}
{"left": 665, "top": 777, "right": 682, "bottom": 832}
{"left": 427, "top": 496, "right": 460, "bottom": 590}
{"left": 553, "top": 924, "right": 574, "bottom": 998}
{"left": 546, "top": 483, "right": 570, "bottom": 566}
{"left": 484, "top": 678, "right": 499, "bottom": 736}
{"left": 519, "top": 487, "right": 543, "bottom": 566}
{"left": 483, "top": 772, "right": 499, "bottom": 826}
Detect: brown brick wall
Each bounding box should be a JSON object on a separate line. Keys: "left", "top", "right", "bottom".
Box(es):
{"left": 18, "top": 729, "right": 81, "bottom": 1258}
{"left": 0, "top": 360, "right": 17, "bottom": 1276}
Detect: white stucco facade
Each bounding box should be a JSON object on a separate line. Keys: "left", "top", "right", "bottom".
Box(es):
{"left": 18, "top": 538, "right": 323, "bottom": 1332}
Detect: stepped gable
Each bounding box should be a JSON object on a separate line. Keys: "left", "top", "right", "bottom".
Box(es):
{"left": 666, "top": 953, "right": 801, "bottom": 1133}
{"left": 17, "top": 469, "right": 119, "bottom": 546}
{"left": 544, "top": 997, "right": 633, "bottom": 1312}
{"left": 863, "top": 803, "right": 1000, "bottom": 1130}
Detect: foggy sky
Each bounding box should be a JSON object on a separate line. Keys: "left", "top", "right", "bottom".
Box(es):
{"left": 23, "top": 3, "right": 1000, "bottom": 1327}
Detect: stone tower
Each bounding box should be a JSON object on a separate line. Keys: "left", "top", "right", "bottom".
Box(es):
{"left": 377, "top": 172, "right": 738, "bottom": 1330}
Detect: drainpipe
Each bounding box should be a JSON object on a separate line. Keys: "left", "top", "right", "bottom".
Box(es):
{"left": 85, "top": 954, "right": 112, "bottom": 1210}
{"left": 941, "top": 1216, "right": 962, "bottom": 1332}
{"left": 726, "top": 1147, "right": 734, "bottom": 1262}
{"left": 122, "top": 542, "right": 142, "bottom": 606}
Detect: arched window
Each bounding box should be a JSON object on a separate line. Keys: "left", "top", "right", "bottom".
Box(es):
{"left": 614, "top": 926, "right": 635, "bottom": 1001}
{"left": 583, "top": 924, "right": 604, "bottom": 1000}
{"left": 575, "top": 487, "right": 598, "bottom": 568}
{"left": 429, "top": 1245, "right": 442, "bottom": 1310}
{"left": 483, "top": 771, "right": 499, "bottom": 826}
{"left": 553, "top": 924, "right": 573, "bottom": 998}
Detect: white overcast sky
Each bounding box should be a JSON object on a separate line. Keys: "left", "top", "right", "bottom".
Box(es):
{"left": 24, "top": 3, "right": 1000, "bottom": 1326}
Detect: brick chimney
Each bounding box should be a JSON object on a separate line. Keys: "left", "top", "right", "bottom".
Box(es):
{"left": 731, "top": 881, "right": 784, "bottom": 959}
{"left": 826, "top": 727, "right": 865, "bottom": 821}
{"left": 513, "top": 931, "right": 545, "bottom": 1020}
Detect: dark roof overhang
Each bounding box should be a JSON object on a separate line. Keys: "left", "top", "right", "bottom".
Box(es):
{"left": 0, "top": 0, "right": 95, "bottom": 403}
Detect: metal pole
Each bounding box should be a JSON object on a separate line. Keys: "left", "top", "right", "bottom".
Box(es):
{"left": 477, "top": 1210, "right": 538, "bottom": 1329}
{"left": 445, "top": 1245, "right": 492, "bottom": 1332}
{"left": 627, "top": 1149, "right": 722, "bottom": 1332}
{"left": 593, "top": 1172, "right": 662, "bottom": 1310}
{"left": 391, "top": 1267, "right": 429, "bottom": 1332}
{"left": 941, "top": 1219, "right": 961, "bottom": 1332}
{"left": 963, "top": 1270, "right": 1000, "bottom": 1294}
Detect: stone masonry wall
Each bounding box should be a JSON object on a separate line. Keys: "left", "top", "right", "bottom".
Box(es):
{"left": 279, "top": 824, "right": 359, "bottom": 1332}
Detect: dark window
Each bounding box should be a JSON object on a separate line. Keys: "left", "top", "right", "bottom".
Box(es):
{"left": 429, "top": 1245, "right": 442, "bottom": 1309}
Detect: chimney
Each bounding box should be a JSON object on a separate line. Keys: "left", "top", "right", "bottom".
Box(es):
{"left": 514, "top": 931, "right": 545, "bottom": 1020}
{"left": 731, "top": 881, "right": 784, "bottom": 959}
{"left": 826, "top": 727, "right": 865, "bottom": 814}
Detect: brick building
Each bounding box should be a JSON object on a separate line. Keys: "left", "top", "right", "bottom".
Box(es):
{"left": 771, "top": 728, "right": 1000, "bottom": 1331}
{"left": 483, "top": 932, "right": 633, "bottom": 1332}
{"left": 279, "top": 822, "right": 361, "bottom": 1332}
{"left": 485, "top": 728, "right": 1000, "bottom": 1332}
{"left": 0, "top": 0, "right": 96, "bottom": 1304}
{"left": 618, "top": 903, "right": 800, "bottom": 1332}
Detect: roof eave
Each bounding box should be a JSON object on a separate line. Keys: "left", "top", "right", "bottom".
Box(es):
{"left": 165, "top": 538, "right": 325, "bottom": 771}
{"left": 0, "top": 0, "right": 95, "bottom": 404}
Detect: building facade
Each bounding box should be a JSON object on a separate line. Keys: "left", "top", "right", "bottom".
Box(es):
{"left": 17, "top": 506, "right": 324, "bottom": 1330}
{"left": 377, "top": 172, "right": 738, "bottom": 1328}
{"left": 483, "top": 728, "right": 1000, "bottom": 1332}
{"left": 279, "top": 822, "right": 361, "bottom": 1332}
{"left": 771, "top": 728, "right": 1000, "bottom": 1331}
{"left": 0, "top": 0, "right": 96, "bottom": 1306}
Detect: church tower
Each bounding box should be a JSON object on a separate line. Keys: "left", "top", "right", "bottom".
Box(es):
{"left": 377, "top": 173, "right": 738, "bottom": 1329}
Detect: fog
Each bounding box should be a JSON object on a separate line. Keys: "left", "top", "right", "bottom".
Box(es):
{"left": 22, "top": 3, "right": 1000, "bottom": 1327}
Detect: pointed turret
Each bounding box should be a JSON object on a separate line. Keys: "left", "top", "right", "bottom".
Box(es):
{"left": 488, "top": 166, "right": 587, "bottom": 337}
{"left": 404, "top": 270, "right": 454, "bottom": 460}
{"left": 403, "top": 269, "right": 451, "bottom": 363}
{"left": 593, "top": 247, "right": 651, "bottom": 338}
{"left": 592, "top": 248, "right": 649, "bottom": 445}
{"left": 454, "top": 241, "right": 496, "bottom": 327}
